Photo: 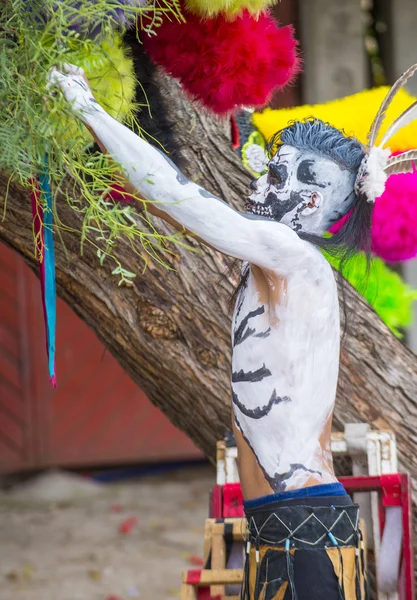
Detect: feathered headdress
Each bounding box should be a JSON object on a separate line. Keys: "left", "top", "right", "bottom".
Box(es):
{"left": 355, "top": 63, "right": 417, "bottom": 202}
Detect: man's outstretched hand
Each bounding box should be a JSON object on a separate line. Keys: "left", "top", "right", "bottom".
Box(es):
{"left": 47, "top": 63, "right": 102, "bottom": 119}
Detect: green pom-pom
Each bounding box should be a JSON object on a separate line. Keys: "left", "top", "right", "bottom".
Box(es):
{"left": 326, "top": 252, "right": 417, "bottom": 337}
{"left": 51, "top": 35, "right": 136, "bottom": 147}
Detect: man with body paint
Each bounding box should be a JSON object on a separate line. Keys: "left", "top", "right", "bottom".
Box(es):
{"left": 49, "top": 64, "right": 371, "bottom": 599}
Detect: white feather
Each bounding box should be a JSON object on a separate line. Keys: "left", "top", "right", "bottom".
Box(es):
{"left": 358, "top": 146, "right": 390, "bottom": 202}
{"left": 368, "top": 63, "right": 417, "bottom": 146}
{"left": 385, "top": 149, "right": 417, "bottom": 174}
{"left": 379, "top": 100, "right": 417, "bottom": 148}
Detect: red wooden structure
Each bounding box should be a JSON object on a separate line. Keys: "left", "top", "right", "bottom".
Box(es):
{"left": 0, "top": 242, "right": 202, "bottom": 473}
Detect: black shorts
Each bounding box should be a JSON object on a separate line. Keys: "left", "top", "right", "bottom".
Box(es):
{"left": 242, "top": 495, "right": 368, "bottom": 600}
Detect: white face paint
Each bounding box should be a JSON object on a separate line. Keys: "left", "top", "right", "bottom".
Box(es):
{"left": 247, "top": 145, "right": 356, "bottom": 234}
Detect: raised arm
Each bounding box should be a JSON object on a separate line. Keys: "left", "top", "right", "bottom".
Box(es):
{"left": 49, "top": 65, "right": 310, "bottom": 272}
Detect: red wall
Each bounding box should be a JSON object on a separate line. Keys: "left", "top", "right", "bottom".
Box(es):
{"left": 0, "top": 243, "right": 202, "bottom": 473}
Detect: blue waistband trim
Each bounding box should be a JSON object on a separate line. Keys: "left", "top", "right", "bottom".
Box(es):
{"left": 243, "top": 482, "right": 347, "bottom": 510}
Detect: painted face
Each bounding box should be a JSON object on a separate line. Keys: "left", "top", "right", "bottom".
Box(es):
{"left": 246, "top": 145, "right": 356, "bottom": 234}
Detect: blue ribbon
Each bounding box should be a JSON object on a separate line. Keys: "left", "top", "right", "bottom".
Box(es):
{"left": 39, "top": 160, "right": 56, "bottom": 383}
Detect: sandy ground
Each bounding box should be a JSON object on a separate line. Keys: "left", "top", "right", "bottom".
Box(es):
{"left": 0, "top": 464, "right": 215, "bottom": 600}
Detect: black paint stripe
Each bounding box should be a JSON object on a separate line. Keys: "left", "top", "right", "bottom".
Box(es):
{"left": 233, "top": 412, "right": 278, "bottom": 489}
{"left": 232, "top": 364, "right": 271, "bottom": 383}
{"left": 232, "top": 389, "right": 291, "bottom": 419}
{"left": 343, "top": 190, "right": 356, "bottom": 203}
{"left": 234, "top": 306, "right": 265, "bottom": 346}
{"left": 234, "top": 414, "right": 322, "bottom": 493}
{"left": 254, "top": 328, "right": 271, "bottom": 340}
{"left": 269, "top": 464, "right": 322, "bottom": 493}
{"left": 296, "top": 159, "right": 327, "bottom": 188}
{"left": 73, "top": 78, "right": 88, "bottom": 91}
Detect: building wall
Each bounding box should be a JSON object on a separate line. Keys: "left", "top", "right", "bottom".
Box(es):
{"left": 0, "top": 243, "right": 202, "bottom": 473}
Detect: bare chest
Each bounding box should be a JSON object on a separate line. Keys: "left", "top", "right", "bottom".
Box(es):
{"left": 232, "top": 261, "right": 340, "bottom": 380}
{"left": 233, "top": 261, "right": 337, "bottom": 337}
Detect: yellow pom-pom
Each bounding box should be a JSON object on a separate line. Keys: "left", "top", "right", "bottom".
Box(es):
{"left": 86, "top": 38, "right": 136, "bottom": 122}
{"left": 184, "top": 0, "right": 277, "bottom": 18}
{"left": 54, "top": 36, "right": 136, "bottom": 147}
{"left": 253, "top": 87, "right": 417, "bottom": 154}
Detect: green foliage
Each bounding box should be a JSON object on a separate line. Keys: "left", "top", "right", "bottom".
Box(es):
{"left": 0, "top": 0, "right": 185, "bottom": 284}
{"left": 326, "top": 251, "right": 417, "bottom": 337}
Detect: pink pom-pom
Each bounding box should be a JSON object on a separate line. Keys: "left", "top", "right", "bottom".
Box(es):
{"left": 330, "top": 170, "right": 417, "bottom": 262}
{"left": 142, "top": 8, "right": 300, "bottom": 114}
{"left": 372, "top": 171, "right": 417, "bottom": 262}
{"left": 106, "top": 184, "right": 135, "bottom": 204}
{"left": 329, "top": 214, "right": 348, "bottom": 235}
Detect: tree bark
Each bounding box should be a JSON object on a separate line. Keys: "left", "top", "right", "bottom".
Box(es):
{"left": 1, "top": 62, "right": 417, "bottom": 496}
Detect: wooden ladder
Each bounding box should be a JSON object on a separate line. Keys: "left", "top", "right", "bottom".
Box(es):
{"left": 180, "top": 518, "right": 245, "bottom": 600}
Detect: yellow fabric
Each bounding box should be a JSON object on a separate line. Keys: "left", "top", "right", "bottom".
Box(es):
{"left": 248, "top": 546, "right": 294, "bottom": 600}
{"left": 272, "top": 581, "right": 288, "bottom": 600}
{"left": 253, "top": 87, "right": 417, "bottom": 154}
{"left": 326, "top": 547, "right": 364, "bottom": 600}
{"left": 247, "top": 544, "right": 365, "bottom": 600}
{"left": 184, "top": 0, "right": 277, "bottom": 17}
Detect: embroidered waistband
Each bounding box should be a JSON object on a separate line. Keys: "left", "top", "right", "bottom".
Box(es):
{"left": 245, "top": 503, "right": 360, "bottom": 550}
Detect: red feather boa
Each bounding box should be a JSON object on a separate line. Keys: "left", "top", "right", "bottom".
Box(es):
{"left": 142, "top": 8, "right": 300, "bottom": 114}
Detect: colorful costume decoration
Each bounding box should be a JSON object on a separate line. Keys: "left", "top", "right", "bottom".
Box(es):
{"left": 253, "top": 87, "right": 417, "bottom": 154}
{"left": 370, "top": 171, "right": 417, "bottom": 262}
{"left": 52, "top": 36, "right": 137, "bottom": 148}
{"left": 39, "top": 168, "right": 57, "bottom": 386}
{"left": 183, "top": 0, "right": 277, "bottom": 18}
{"left": 143, "top": 7, "right": 299, "bottom": 114}
{"left": 38, "top": 38, "right": 137, "bottom": 387}
{"left": 242, "top": 131, "right": 268, "bottom": 178}
{"left": 327, "top": 251, "right": 417, "bottom": 338}
{"left": 330, "top": 170, "right": 417, "bottom": 263}
{"left": 354, "top": 64, "right": 417, "bottom": 202}
{"left": 31, "top": 173, "right": 57, "bottom": 386}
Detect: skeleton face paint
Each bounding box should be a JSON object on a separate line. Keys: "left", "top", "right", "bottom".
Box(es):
{"left": 246, "top": 145, "right": 356, "bottom": 235}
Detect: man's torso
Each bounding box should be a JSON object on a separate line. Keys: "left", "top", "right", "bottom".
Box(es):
{"left": 231, "top": 247, "right": 340, "bottom": 498}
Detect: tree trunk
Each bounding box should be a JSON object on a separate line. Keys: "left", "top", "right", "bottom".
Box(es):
{"left": 1, "top": 59, "right": 417, "bottom": 494}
